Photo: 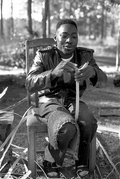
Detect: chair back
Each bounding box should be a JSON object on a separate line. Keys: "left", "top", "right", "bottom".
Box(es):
{"left": 25, "top": 38, "right": 56, "bottom": 107}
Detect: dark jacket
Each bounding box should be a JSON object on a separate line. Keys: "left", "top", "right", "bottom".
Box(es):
{"left": 26, "top": 46, "right": 107, "bottom": 99}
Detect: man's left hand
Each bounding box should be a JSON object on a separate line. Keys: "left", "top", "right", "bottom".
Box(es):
{"left": 75, "top": 65, "right": 95, "bottom": 82}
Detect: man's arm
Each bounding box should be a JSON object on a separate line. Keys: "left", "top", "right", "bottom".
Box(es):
{"left": 76, "top": 48, "right": 107, "bottom": 87}
{"left": 88, "top": 56, "right": 107, "bottom": 87}
{"left": 26, "top": 52, "right": 54, "bottom": 93}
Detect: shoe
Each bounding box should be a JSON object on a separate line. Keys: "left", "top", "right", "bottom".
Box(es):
{"left": 75, "top": 161, "right": 89, "bottom": 177}
{"left": 43, "top": 160, "right": 60, "bottom": 178}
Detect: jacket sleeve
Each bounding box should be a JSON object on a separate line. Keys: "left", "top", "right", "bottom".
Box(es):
{"left": 87, "top": 52, "right": 107, "bottom": 87}
{"left": 26, "top": 51, "right": 55, "bottom": 93}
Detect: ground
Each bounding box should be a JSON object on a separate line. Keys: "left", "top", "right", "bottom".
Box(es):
{"left": 0, "top": 73, "right": 120, "bottom": 178}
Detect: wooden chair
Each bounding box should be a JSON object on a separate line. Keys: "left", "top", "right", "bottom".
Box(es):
{"left": 25, "top": 38, "right": 56, "bottom": 179}
{"left": 25, "top": 38, "right": 96, "bottom": 178}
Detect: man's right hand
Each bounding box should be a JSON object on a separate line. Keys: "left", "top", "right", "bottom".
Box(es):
{"left": 51, "top": 61, "right": 77, "bottom": 78}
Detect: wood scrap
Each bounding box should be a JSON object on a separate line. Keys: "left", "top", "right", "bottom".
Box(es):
{"left": 97, "top": 124, "right": 120, "bottom": 135}
{"left": 20, "top": 170, "right": 31, "bottom": 179}
{"left": 0, "top": 108, "right": 30, "bottom": 167}
{"left": 0, "top": 87, "right": 8, "bottom": 100}
{"left": 99, "top": 108, "right": 120, "bottom": 117}
{"left": 3, "top": 148, "right": 28, "bottom": 179}
{"left": 0, "top": 110, "right": 14, "bottom": 124}
{"left": 97, "top": 138, "right": 120, "bottom": 178}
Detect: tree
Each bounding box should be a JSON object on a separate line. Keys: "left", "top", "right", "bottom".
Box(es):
{"left": 27, "top": 0, "right": 33, "bottom": 36}
{"left": 10, "top": 0, "right": 14, "bottom": 36}
{"left": 42, "top": 0, "right": 50, "bottom": 38}
{"left": 0, "top": 0, "right": 4, "bottom": 38}
{"left": 101, "top": 0, "right": 105, "bottom": 40}
{"left": 110, "top": 0, "right": 120, "bottom": 71}
{"left": 47, "top": 0, "right": 50, "bottom": 37}
{"left": 111, "top": 0, "right": 120, "bottom": 4}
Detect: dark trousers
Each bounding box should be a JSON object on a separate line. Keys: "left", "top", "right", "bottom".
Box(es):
{"left": 74, "top": 101, "right": 97, "bottom": 165}
{"left": 38, "top": 97, "right": 97, "bottom": 166}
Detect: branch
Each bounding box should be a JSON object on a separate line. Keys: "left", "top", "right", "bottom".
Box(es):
{"left": 0, "top": 87, "right": 8, "bottom": 100}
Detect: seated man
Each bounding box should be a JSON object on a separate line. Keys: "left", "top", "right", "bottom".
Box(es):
{"left": 26, "top": 19, "right": 107, "bottom": 178}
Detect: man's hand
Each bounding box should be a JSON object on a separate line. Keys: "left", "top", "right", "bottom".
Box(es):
{"left": 75, "top": 65, "right": 95, "bottom": 82}
{"left": 52, "top": 61, "right": 77, "bottom": 78}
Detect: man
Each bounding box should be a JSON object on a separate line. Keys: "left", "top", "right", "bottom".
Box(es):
{"left": 26, "top": 19, "right": 107, "bottom": 178}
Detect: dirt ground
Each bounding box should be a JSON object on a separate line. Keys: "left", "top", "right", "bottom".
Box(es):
{"left": 0, "top": 74, "right": 120, "bottom": 178}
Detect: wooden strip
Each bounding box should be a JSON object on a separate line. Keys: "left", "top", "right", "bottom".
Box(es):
{"left": 20, "top": 170, "right": 31, "bottom": 179}
{"left": 0, "top": 108, "right": 30, "bottom": 166}
{"left": 3, "top": 148, "right": 28, "bottom": 179}
{"left": 97, "top": 138, "right": 120, "bottom": 178}
{"left": 99, "top": 108, "right": 120, "bottom": 117}
{"left": 26, "top": 38, "right": 55, "bottom": 48}
{"left": 97, "top": 124, "right": 120, "bottom": 135}
{"left": 0, "top": 118, "right": 14, "bottom": 124}
{"left": 0, "top": 87, "right": 8, "bottom": 100}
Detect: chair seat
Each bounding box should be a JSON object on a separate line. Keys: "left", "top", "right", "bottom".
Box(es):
{"left": 26, "top": 108, "right": 47, "bottom": 132}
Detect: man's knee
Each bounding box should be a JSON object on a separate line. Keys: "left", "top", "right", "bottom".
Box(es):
{"left": 58, "top": 122, "right": 76, "bottom": 141}
{"left": 64, "top": 122, "right": 76, "bottom": 137}
{"left": 57, "top": 122, "right": 76, "bottom": 151}
{"left": 79, "top": 101, "right": 97, "bottom": 124}
{"left": 79, "top": 108, "right": 97, "bottom": 126}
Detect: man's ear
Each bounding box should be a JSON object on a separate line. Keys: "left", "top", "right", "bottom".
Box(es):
{"left": 54, "top": 35, "right": 56, "bottom": 41}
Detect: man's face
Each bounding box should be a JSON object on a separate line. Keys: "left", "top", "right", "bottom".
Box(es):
{"left": 55, "top": 24, "right": 78, "bottom": 58}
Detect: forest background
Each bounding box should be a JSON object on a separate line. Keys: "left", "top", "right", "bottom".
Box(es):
{"left": 0, "top": 0, "right": 120, "bottom": 70}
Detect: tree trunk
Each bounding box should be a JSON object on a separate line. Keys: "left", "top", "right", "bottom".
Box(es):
{"left": 101, "top": 0, "right": 105, "bottom": 40}
{"left": 47, "top": 0, "right": 50, "bottom": 37}
{"left": 0, "top": 0, "right": 4, "bottom": 38}
{"left": 11, "top": 0, "right": 14, "bottom": 37}
{"left": 111, "top": 21, "right": 115, "bottom": 37}
{"left": 27, "top": 0, "right": 33, "bottom": 36}
{"left": 42, "top": 0, "right": 48, "bottom": 38}
{"left": 116, "top": 29, "right": 120, "bottom": 71}
{"left": 42, "top": 0, "right": 50, "bottom": 38}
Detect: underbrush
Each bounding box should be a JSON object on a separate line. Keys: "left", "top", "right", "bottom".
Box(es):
{"left": 0, "top": 36, "right": 118, "bottom": 69}
{"left": 0, "top": 39, "right": 26, "bottom": 68}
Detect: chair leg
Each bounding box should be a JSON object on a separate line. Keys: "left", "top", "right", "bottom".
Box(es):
{"left": 88, "top": 132, "right": 96, "bottom": 173}
{"left": 27, "top": 126, "right": 36, "bottom": 179}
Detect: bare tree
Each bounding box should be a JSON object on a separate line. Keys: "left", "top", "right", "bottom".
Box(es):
{"left": 0, "top": 0, "right": 4, "bottom": 38}
{"left": 11, "top": 0, "right": 14, "bottom": 36}
{"left": 27, "top": 0, "right": 33, "bottom": 36}
{"left": 47, "top": 0, "right": 50, "bottom": 37}
{"left": 101, "top": 0, "right": 105, "bottom": 40}
{"left": 42, "top": 0, "right": 50, "bottom": 38}
{"left": 42, "top": 0, "right": 47, "bottom": 38}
